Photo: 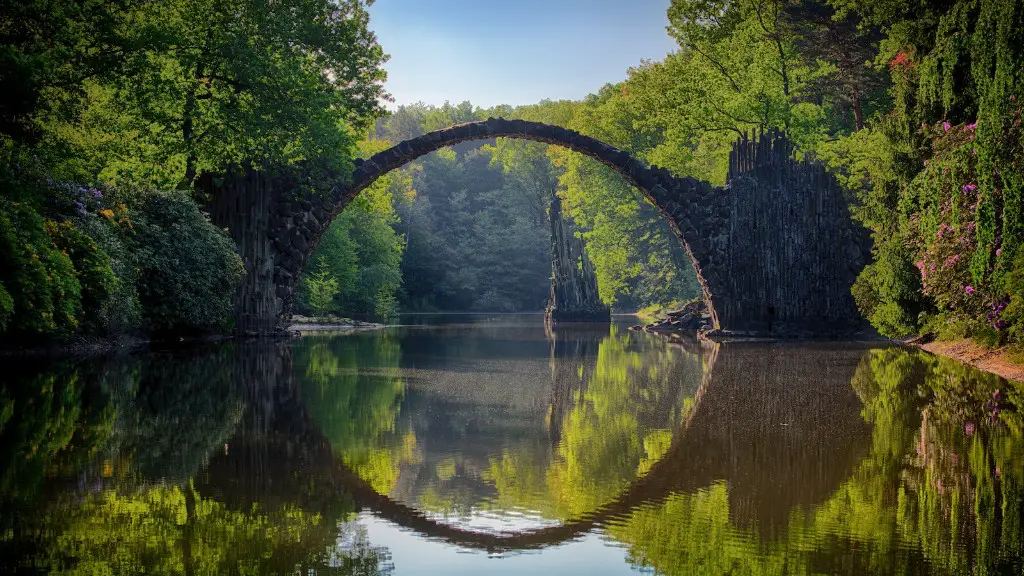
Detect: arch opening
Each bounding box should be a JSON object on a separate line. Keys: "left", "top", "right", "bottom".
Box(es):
{"left": 274, "top": 118, "right": 720, "bottom": 330}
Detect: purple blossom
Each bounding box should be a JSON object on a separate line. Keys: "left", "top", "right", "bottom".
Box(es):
{"left": 965, "top": 285, "right": 976, "bottom": 295}
{"left": 996, "top": 248, "right": 1003, "bottom": 258}
{"left": 962, "top": 183, "right": 977, "bottom": 194}
{"left": 89, "top": 188, "right": 102, "bottom": 199}
{"left": 965, "top": 422, "right": 975, "bottom": 435}
{"left": 73, "top": 201, "right": 86, "bottom": 216}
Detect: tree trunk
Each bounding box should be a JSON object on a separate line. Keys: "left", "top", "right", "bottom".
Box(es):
{"left": 852, "top": 84, "right": 864, "bottom": 131}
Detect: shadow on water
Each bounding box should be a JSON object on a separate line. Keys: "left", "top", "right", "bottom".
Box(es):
{"left": 0, "top": 317, "right": 1022, "bottom": 574}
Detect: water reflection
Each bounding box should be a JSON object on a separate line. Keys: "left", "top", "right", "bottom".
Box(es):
{"left": 0, "top": 318, "right": 1021, "bottom": 575}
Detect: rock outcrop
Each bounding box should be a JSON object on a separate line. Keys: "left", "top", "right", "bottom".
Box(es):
{"left": 544, "top": 194, "right": 610, "bottom": 324}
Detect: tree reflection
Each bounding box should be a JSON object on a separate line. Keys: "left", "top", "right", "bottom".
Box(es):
{"left": 0, "top": 344, "right": 393, "bottom": 575}
{"left": 608, "top": 346, "right": 1024, "bottom": 576}
{"left": 293, "top": 333, "right": 418, "bottom": 496}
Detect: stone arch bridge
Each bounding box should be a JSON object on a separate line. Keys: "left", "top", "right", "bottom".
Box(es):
{"left": 200, "top": 119, "right": 869, "bottom": 337}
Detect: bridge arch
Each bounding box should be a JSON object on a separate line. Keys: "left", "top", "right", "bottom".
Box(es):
{"left": 269, "top": 118, "right": 719, "bottom": 326}
{"left": 201, "top": 119, "right": 869, "bottom": 336}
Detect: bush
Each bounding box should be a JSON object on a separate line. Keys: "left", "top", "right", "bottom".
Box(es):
{"left": 69, "top": 206, "right": 143, "bottom": 334}
{"left": 45, "top": 220, "right": 117, "bottom": 334}
{"left": 131, "top": 192, "right": 243, "bottom": 334}
{"left": 304, "top": 259, "right": 341, "bottom": 317}
{"left": 1003, "top": 252, "right": 1024, "bottom": 343}
{"left": 0, "top": 199, "right": 82, "bottom": 340}
{"left": 852, "top": 236, "right": 929, "bottom": 338}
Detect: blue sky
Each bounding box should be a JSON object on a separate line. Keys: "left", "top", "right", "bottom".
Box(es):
{"left": 366, "top": 0, "right": 677, "bottom": 109}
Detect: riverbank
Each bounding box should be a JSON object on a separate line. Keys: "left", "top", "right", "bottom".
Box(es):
{"left": 913, "top": 338, "right": 1024, "bottom": 383}
{"left": 288, "top": 315, "right": 385, "bottom": 333}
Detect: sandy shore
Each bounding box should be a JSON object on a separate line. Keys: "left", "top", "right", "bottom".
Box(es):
{"left": 914, "top": 338, "right": 1024, "bottom": 382}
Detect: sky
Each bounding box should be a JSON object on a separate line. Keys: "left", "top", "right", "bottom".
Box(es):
{"left": 366, "top": 0, "right": 677, "bottom": 109}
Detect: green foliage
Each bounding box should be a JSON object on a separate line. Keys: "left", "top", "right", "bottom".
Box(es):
{"left": 10, "top": 0, "right": 388, "bottom": 190}
{"left": 540, "top": 90, "right": 704, "bottom": 308}
{"left": 303, "top": 148, "right": 407, "bottom": 320}
{"left": 44, "top": 219, "right": 117, "bottom": 333}
{"left": 852, "top": 231, "right": 929, "bottom": 339}
{"left": 0, "top": 199, "right": 82, "bottom": 340}
{"left": 305, "top": 259, "right": 342, "bottom": 317}
{"left": 0, "top": 0, "right": 388, "bottom": 342}
{"left": 0, "top": 283, "right": 11, "bottom": 332}
{"left": 825, "top": 0, "right": 1024, "bottom": 342}
{"left": 131, "top": 192, "right": 244, "bottom": 334}
{"left": 393, "top": 117, "right": 552, "bottom": 312}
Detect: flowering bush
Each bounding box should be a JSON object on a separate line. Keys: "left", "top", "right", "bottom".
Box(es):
{"left": 906, "top": 115, "right": 1020, "bottom": 342}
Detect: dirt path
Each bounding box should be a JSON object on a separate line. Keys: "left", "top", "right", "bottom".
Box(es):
{"left": 915, "top": 339, "right": 1024, "bottom": 383}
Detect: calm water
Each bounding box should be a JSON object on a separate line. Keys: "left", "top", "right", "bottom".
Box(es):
{"left": 1, "top": 314, "right": 1022, "bottom": 575}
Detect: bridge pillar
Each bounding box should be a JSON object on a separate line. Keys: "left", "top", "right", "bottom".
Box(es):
{"left": 653, "top": 131, "right": 871, "bottom": 337}
{"left": 200, "top": 168, "right": 289, "bottom": 334}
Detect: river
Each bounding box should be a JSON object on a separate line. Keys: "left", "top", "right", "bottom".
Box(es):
{"left": 1, "top": 314, "right": 1021, "bottom": 575}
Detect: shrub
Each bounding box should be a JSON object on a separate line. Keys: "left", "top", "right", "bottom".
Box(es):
{"left": 0, "top": 199, "right": 82, "bottom": 340}
{"left": 131, "top": 192, "right": 243, "bottom": 335}
{"left": 852, "top": 236, "right": 929, "bottom": 338}
{"left": 45, "top": 220, "right": 117, "bottom": 334}
{"left": 69, "top": 208, "right": 143, "bottom": 334}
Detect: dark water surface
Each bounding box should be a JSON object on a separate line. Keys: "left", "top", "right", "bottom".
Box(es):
{"left": 2, "top": 314, "right": 1022, "bottom": 575}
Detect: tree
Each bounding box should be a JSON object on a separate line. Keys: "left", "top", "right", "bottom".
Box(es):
{"left": 304, "top": 259, "right": 341, "bottom": 317}
{"left": 36, "top": 0, "right": 389, "bottom": 190}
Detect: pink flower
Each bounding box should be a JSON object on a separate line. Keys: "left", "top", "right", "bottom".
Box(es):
{"left": 965, "top": 422, "right": 975, "bottom": 435}
{"left": 943, "top": 121, "right": 952, "bottom": 132}
{"left": 962, "top": 184, "right": 977, "bottom": 194}
{"left": 965, "top": 285, "right": 976, "bottom": 295}
{"left": 965, "top": 122, "right": 978, "bottom": 131}
{"left": 996, "top": 248, "right": 1002, "bottom": 258}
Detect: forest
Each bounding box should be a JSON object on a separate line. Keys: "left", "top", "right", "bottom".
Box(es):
{"left": 1, "top": 0, "right": 1024, "bottom": 348}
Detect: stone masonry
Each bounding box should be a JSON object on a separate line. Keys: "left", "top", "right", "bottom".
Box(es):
{"left": 201, "top": 119, "right": 869, "bottom": 337}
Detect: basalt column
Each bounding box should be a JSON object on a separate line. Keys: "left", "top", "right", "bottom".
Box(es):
{"left": 544, "top": 193, "right": 611, "bottom": 324}
{"left": 712, "top": 130, "right": 872, "bottom": 336}
{"left": 199, "top": 168, "right": 285, "bottom": 335}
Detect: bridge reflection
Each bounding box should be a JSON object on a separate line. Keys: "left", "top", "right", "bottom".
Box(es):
{"left": 197, "top": 335, "right": 875, "bottom": 552}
